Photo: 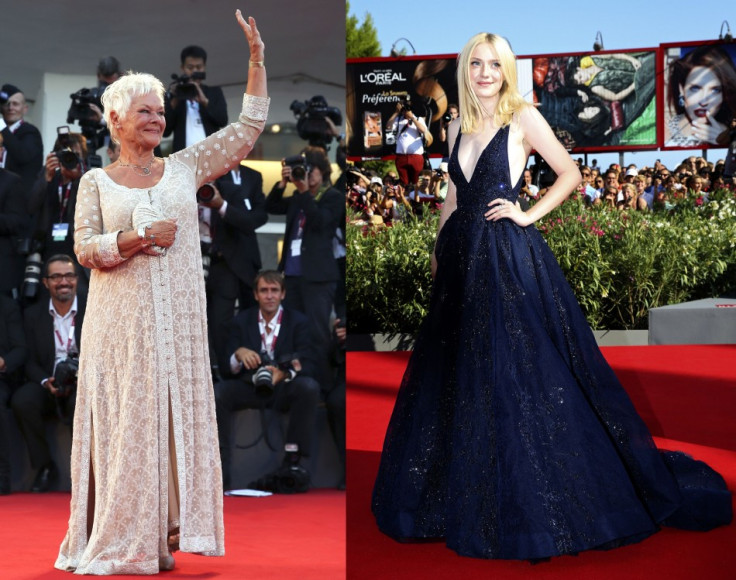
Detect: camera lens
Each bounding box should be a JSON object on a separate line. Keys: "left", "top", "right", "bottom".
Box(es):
{"left": 22, "top": 252, "right": 43, "bottom": 299}
{"left": 57, "top": 148, "right": 80, "bottom": 171}
{"left": 196, "top": 183, "right": 216, "bottom": 203}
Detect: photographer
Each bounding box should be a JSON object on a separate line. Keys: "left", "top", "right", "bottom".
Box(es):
{"left": 438, "top": 103, "right": 459, "bottom": 154}
{"left": 27, "top": 130, "right": 89, "bottom": 297}
{"left": 11, "top": 255, "right": 86, "bottom": 492}
{"left": 266, "top": 146, "right": 342, "bottom": 392}
{"left": 215, "top": 270, "right": 319, "bottom": 492}
{"left": 164, "top": 45, "right": 228, "bottom": 152}
{"left": 196, "top": 165, "right": 268, "bottom": 373}
{"left": 386, "top": 97, "right": 430, "bottom": 191}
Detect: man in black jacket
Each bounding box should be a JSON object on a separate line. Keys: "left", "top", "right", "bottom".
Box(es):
{"left": 28, "top": 132, "right": 89, "bottom": 296}
{"left": 0, "top": 84, "right": 44, "bottom": 197}
{"left": 0, "top": 168, "right": 26, "bottom": 297}
{"left": 11, "top": 255, "right": 86, "bottom": 492}
{"left": 164, "top": 45, "right": 228, "bottom": 153}
{"left": 215, "top": 270, "right": 320, "bottom": 492}
{"left": 198, "top": 164, "right": 267, "bottom": 365}
{"left": 266, "top": 146, "right": 342, "bottom": 391}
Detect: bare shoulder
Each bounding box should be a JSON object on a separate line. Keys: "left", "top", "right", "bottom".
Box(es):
{"left": 448, "top": 117, "right": 461, "bottom": 140}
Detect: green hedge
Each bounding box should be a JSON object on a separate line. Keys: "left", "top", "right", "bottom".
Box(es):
{"left": 347, "top": 189, "right": 736, "bottom": 337}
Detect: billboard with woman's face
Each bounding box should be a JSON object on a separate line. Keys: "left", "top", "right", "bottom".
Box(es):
{"left": 661, "top": 41, "right": 736, "bottom": 150}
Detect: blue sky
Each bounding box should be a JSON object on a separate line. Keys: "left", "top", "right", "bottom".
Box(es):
{"left": 348, "top": 0, "right": 734, "bottom": 170}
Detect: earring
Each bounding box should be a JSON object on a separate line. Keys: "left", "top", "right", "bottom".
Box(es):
{"left": 678, "top": 95, "right": 685, "bottom": 108}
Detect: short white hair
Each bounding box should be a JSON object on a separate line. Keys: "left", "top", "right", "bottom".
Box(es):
{"left": 101, "top": 71, "right": 165, "bottom": 144}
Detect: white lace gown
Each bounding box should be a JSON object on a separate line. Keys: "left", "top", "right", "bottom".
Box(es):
{"left": 54, "top": 94, "right": 269, "bottom": 575}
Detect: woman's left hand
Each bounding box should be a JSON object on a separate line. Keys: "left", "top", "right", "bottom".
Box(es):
{"left": 484, "top": 198, "right": 533, "bottom": 227}
{"left": 235, "top": 9, "right": 264, "bottom": 61}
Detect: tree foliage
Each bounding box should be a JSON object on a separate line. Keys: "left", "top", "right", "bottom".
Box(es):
{"left": 346, "top": 1, "right": 381, "bottom": 58}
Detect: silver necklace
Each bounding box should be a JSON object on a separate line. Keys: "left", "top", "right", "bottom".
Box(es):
{"left": 118, "top": 156, "right": 156, "bottom": 176}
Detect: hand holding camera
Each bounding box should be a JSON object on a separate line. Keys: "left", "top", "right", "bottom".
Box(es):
{"left": 235, "top": 347, "right": 261, "bottom": 370}
{"left": 196, "top": 182, "right": 224, "bottom": 209}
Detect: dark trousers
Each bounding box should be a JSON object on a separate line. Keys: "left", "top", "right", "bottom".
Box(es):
{"left": 324, "top": 382, "right": 345, "bottom": 468}
{"left": 206, "top": 259, "right": 256, "bottom": 371}
{"left": 10, "top": 381, "right": 74, "bottom": 469}
{"left": 214, "top": 375, "right": 320, "bottom": 488}
{"left": 283, "top": 276, "right": 336, "bottom": 389}
{"left": 0, "top": 380, "right": 13, "bottom": 479}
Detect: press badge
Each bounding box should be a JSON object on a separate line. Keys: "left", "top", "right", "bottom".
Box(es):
{"left": 290, "top": 239, "right": 302, "bottom": 256}
{"left": 52, "top": 223, "right": 69, "bottom": 241}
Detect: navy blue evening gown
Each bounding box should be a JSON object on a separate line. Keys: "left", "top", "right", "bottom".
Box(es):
{"left": 371, "top": 125, "right": 732, "bottom": 560}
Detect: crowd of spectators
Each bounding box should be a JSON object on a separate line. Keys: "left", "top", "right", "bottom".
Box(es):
{"left": 0, "top": 52, "right": 346, "bottom": 495}
{"left": 347, "top": 151, "right": 735, "bottom": 226}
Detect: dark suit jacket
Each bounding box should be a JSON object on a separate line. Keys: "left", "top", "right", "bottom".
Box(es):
{"left": 0, "top": 121, "right": 43, "bottom": 193}
{"left": 29, "top": 172, "right": 80, "bottom": 261}
{"left": 0, "top": 295, "right": 27, "bottom": 384}
{"left": 212, "top": 165, "right": 267, "bottom": 287}
{"left": 220, "top": 305, "right": 315, "bottom": 382}
{"left": 0, "top": 168, "right": 27, "bottom": 292}
{"left": 23, "top": 294, "right": 86, "bottom": 384}
{"left": 265, "top": 184, "right": 343, "bottom": 282}
{"left": 164, "top": 84, "right": 228, "bottom": 153}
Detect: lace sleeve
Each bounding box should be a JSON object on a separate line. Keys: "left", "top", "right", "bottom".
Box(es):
{"left": 74, "top": 170, "right": 126, "bottom": 269}
{"left": 172, "top": 93, "right": 270, "bottom": 188}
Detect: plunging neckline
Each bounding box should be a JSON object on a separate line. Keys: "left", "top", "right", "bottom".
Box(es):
{"left": 456, "top": 127, "right": 505, "bottom": 185}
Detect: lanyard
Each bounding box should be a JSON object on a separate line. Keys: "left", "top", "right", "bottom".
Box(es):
{"left": 259, "top": 308, "right": 283, "bottom": 357}
{"left": 54, "top": 314, "right": 76, "bottom": 353}
{"left": 58, "top": 182, "right": 72, "bottom": 223}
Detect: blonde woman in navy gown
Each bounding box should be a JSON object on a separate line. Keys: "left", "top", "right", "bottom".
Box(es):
{"left": 372, "top": 32, "right": 732, "bottom": 560}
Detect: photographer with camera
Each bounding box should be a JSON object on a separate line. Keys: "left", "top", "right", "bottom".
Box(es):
{"left": 164, "top": 45, "right": 228, "bottom": 153}
{"left": 386, "top": 96, "right": 431, "bottom": 192}
{"left": 26, "top": 129, "right": 89, "bottom": 298}
{"left": 215, "top": 270, "right": 319, "bottom": 493}
{"left": 10, "top": 254, "right": 86, "bottom": 492}
{"left": 266, "top": 146, "right": 342, "bottom": 393}
{"left": 438, "top": 103, "right": 459, "bottom": 151}
{"left": 196, "top": 164, "right": 267, "bottom": 374}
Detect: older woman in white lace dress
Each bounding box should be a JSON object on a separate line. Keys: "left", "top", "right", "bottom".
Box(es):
{"left": 54, "top": 10, "right": 269, "bottom": 575}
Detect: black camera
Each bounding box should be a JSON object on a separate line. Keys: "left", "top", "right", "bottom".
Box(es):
{"left": 442, "top": 112, "right": 453, "bottom": 124}
{"left": 283, "top": 154, "right": 311, "bottom": 182}
{"left": 54, "top": 356, "right": 79, "bottom": 398}
{"left": 290, "top": 95, "right": 342, "bottom": 148}
{"left": 55, "top": 126, "right": 82, "bottom": 171}
{"left": 252, "top": 352, "right": 296, "bottom": 398}
{"left": 67, "top": 87, "right": 103, "bottom": 128}
{"left": 22, "top": 252, "right": 43, "bottom": 299}
{"left": 398, "top": 95, "right": 413, "bottom": 114}
{"left": 171, "top": 71, "right": 205, "bottom": 101}
{"left": 196, "top": 183, "right": 216, "bottom": 203}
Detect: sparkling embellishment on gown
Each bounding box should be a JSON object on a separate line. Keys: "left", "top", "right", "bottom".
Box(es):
{"left": 371, "top": 125, "right": 732, "bottom": 560}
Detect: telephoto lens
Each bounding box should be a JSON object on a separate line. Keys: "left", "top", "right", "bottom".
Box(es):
{"left": 22, "top": 252, "right": 43, "bottom": 299}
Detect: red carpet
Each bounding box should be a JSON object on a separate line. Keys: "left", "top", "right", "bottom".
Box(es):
{"left": 347, "top": 347, "right": 736, "bottom": 579}
{"left": 0, "top": 491, "right": 345, "bottom": 579}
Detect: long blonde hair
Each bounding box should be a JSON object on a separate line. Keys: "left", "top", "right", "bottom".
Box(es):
{"left": 457, "top": 33, "right": 529, "bottom": 134}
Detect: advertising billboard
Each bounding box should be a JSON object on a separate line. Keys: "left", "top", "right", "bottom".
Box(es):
{"left": 346, "top": 55, "right": 458, "bottom": 160}
{"left": 524, "top": 49, "right": 658, "bottom": 152}
{"left": 660, "top": 41, "right": 736, "bottom": 150}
